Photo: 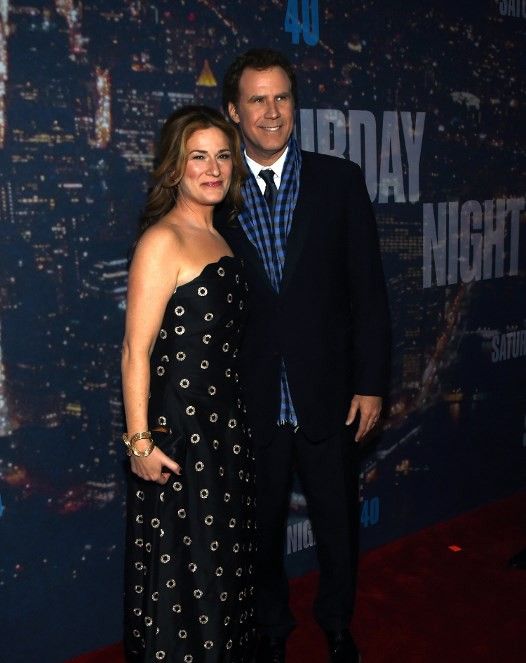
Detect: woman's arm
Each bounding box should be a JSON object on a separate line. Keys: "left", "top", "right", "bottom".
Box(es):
{"left": 121, "top": 224, "right": 183, "bottom": 484}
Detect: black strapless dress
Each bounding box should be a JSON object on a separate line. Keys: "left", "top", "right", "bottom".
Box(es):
{"left": 124, "top": 256, "right": 255, "bottom": 663}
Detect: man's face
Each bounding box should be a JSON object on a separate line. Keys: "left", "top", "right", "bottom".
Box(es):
{"left": 228, "top": 66, "right": 295, "bottom": 166}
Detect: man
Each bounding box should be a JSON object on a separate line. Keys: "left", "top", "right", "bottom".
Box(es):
{"left": 217, "top": 49, "right": 390, "bottom": 663}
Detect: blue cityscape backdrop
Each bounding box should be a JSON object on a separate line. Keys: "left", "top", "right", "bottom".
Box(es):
{"left": 0, "top": 1, "right": 525, "bottom": 661}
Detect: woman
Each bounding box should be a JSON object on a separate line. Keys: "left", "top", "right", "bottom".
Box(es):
{"left": 122, "top": 106, "right": 254, "bottom": 662}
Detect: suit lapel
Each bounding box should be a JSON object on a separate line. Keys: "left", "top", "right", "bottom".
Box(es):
{"left": 279, "top": 155, "right": 314, "bottom": 294}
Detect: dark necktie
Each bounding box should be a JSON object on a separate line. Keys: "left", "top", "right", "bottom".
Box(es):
{"left": 259, "top": 169, "right": 278, "bottom": 218}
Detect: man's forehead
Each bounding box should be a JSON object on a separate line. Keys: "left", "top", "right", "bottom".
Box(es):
{"left": 238, "top": 66, "right": 291, "bottom": 92}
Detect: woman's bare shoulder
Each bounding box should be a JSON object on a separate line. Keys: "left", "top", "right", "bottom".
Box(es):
{"left": 134, "top": 220, "right": 183, "bottom": 259}
{"left": 138, "top": 219, "right": 180, "bottom": 244}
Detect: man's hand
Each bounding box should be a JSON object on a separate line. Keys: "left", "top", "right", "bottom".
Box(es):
{"left": 346, "top": 394, "right": 383, "bottom": 442}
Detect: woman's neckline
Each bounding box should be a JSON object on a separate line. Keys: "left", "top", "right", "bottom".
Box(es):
{"left": 174, "top": 255, "right": 237, "bottom": 293}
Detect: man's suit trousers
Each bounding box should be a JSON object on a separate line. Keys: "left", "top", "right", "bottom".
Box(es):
{"left": 255, "top": 422, "right": 361, "bottom": 637}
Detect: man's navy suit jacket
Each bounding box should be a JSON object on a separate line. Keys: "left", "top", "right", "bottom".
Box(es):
{"left": 215, "top": 150, "right": 390, "bottom": 444}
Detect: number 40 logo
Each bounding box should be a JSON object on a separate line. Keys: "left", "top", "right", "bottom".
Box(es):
{"left": 284, "top": 0, "right": 319, "bottom": 46}
{"left": 361, "top": 497, "right": 380, "bottom": 528}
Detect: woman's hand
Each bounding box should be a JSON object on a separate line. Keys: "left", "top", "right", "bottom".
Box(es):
{"left": 130, "top": 446, "right": 182, "bottom": 485}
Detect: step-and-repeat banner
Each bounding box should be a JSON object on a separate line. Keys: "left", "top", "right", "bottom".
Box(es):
{"left": 0, "top": 1, "right": 524, "bottom": 660}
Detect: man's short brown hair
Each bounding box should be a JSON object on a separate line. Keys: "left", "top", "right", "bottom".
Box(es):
{"left": 222, "top": 49, "right": 298, "bottom": 114}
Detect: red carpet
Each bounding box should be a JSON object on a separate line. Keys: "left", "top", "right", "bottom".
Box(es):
{"left": 69, "top": 491, "right": 526, "bottom": 663}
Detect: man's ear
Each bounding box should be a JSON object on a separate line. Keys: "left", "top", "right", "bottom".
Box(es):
{"left": 228, "top": 102, "right": 240, "bottom": 124}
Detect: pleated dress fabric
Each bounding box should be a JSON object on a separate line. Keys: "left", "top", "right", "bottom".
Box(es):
{"left": 124, "top": 256, "right": 256, "bottom": 663}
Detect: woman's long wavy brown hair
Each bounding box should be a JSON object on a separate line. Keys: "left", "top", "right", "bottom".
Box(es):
{"left": 138, "top": 105, "right": 246, "bottom": 237}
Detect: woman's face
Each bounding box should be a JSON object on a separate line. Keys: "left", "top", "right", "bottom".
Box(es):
{"left": 177, "top": 127, "right": 233, "bottom": 208}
